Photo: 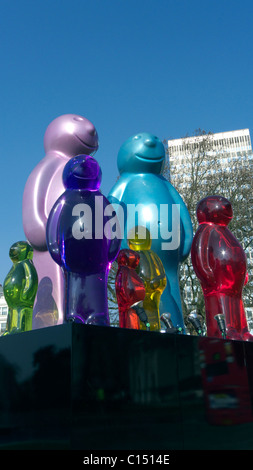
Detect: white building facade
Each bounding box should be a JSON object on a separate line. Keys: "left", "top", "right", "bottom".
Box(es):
{"left": 168, "top": 128, "right": 252, "bottom": 158}
{"left": 168, "top": 129, "right": 252, "bottom": 189}
{"left": 0, "top": 285, "right": 8, "bottom": 333}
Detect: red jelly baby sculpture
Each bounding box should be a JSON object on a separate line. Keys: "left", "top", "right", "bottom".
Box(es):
{"left": 191, "top": 195, "right": 252, "bottom": 341}
{"left": 115, "top": 249, "right": 146, "bottom": 330}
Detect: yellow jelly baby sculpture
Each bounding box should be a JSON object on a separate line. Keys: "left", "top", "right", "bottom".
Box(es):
{"left": 127, "top": 226, "right": 166, "bottom": 331}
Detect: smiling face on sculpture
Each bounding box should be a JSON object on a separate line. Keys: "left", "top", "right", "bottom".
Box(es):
{"left": 127, "top": 226, "right": 152, "bottom": 251}
{"left": 117, "top": 132, "right": 165, "bottom": 174}
{"left": 117, "top": 249, "right": 140, "bottom": 269}
{"left": 44, "top": 114, "right": 99, "bottom": 157}
{"left": 9, "top": 241, "right": 34, "bottom": 263}
{"left": 196, "top": 195, "right": 233, "bottom": 226}
{"left": 62, "top": 154, "right": 102, "bottom": 191}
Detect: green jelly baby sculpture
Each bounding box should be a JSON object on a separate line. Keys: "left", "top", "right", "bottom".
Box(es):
{"left": 3, "top": 241, "right": 38, "bottom": 334}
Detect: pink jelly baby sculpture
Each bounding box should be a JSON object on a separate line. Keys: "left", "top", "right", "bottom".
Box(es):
{"left": 191, "top": 195, "right": 252, "bottom": 341}
{"left": 22, "top": 114, "right": 99, "bottom": 329}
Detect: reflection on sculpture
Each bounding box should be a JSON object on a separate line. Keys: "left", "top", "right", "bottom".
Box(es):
{"left": 115, "top": 249, "right": 146, "bottom": 329}
{"left": 187, "top": 311, "right": 204, "bottom": 336}
{"left": 31, "top": 277, "right": 58, "bottom": 329}
{"left": 128, "top": 226, "right": 166, "bottom": 331}
{"left": 160, "top": 313, "right": 183, "bottom": 334}
{"left": 108, "top": 132, "right": 193, "bottom": 331}
{"left": 199, "top": 337, "right": 253, "bottom": 425}
{"left": 22, "top": 114, "right": 99, "bottom": 329}
{"left": 46, "top": 154, "right": 121, "bottom": 326}
{"left": 191, "top": 195, "right": 253, "bottom": 341}
{"left": 3, "top": 241, "right": 38, "bottom": 334}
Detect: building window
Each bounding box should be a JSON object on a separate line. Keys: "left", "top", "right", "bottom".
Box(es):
{"left": 0, "top": 323, "right": 6, "bottom": 333}
{"left": 0, "top": 307, "right": 7, "bottom": 315}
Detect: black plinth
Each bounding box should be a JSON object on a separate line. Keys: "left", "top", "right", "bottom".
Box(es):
{"left": 0, "top": 323, "right": 253, "bottom": 450}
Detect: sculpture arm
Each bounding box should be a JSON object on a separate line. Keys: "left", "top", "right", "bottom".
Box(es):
{"left": 108, "top": 178, "right": 131, "bottom": 245}
{"left": 46, "top": 197, "right": 64, "bottom": 266}
{"left": 107, "top": 177, "right": 129, "bottom": 205}
{"left": 149, "top": 251, "right": 167, "bottom": 290}
{"left": 191, "top": 226, "right": 216, "bottom": 283}
{"left": 103, "top": 196, "right": 122, "bottom": 263}
{"left": 108, "top": 237, "right": 122, "bottom": 264}
{"left": 21, "top": 262, "right": 38, "bottom": 300}
{"left": 164, "top": 181, "right": 193, "bottom": 260}
{"left": 22, "top": 156, "right": 62, "bottom": 251}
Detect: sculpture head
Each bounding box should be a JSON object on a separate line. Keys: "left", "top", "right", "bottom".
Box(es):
{"left": 196, "top": 195, "right": 233, "bottom": 226}
{"left": 117, "top": 132, "right": 165, "bottom": 175}
{"left": 117, "top": 249, "right": 140, "bottom": 269}
{"left": 44, "top": 114, "right": 99, "bottom": 157}
{"left": 127, "top": 226, "right": 152, "bottom": 251}
{"left": 62, "top": 154, "right": 102, "bottom": 191}
{"left": 9, "top": 241, "right": 34, "bottom": 263}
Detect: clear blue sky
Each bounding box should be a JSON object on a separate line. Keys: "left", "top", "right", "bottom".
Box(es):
{"left": 0, "top": 0, "right": 252, "bottom": 283}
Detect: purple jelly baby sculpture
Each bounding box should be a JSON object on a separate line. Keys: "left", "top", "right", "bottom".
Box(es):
{"left": 22, "top": 114, "right": 99, "bottom": 329}
{"left": 46, "top": 154, "right": 121, "bottom": 326}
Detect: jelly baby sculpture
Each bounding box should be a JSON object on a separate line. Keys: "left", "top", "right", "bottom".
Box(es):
{"left": 191, "top": 195, "right": 253, "bottom": 341}
{"left": 46, "top": 154, "right": 121, "bottom": 326}
{"left": 115, "top": 249, "right": 146, "bottom": 330}
{"left": 108, "top": 132, "right": 193, "bottom": 331}
{"left": 127, "top": 226, "right": 167, "bottom": 331}
{"left": 3, "top": 241, "right": 38, "bottom": 334}
{"left": 22, "top": 114, "right": 99, "bottom": 329}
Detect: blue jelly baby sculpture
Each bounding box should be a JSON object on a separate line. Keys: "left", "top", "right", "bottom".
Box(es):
{"left": 46, "top": 154, "right": 121, "bottom": 326}
{"left": 3, "top": 241, "right": 38, "bottom": 334}
{"left": 108, "top": 133, "right": 193, "bottom": 331}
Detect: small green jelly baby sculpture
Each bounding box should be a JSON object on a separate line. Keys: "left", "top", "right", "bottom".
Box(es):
{"left": 3, "top": 241, "right": 38, "bottom": 334}
{"left": 127, "top": 226, "right": 167, "bottom": 331}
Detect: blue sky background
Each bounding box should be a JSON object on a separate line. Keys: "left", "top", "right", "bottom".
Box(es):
{"left": 0, "top": 0, "right": 252, "bottom": 283}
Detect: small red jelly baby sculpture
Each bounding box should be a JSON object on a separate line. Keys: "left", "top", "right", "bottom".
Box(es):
{"left": 115, "top": 249, "right": 146, "bottom": 330}
{"left": 191, "top": 195, "right": 252, "bottom": 341}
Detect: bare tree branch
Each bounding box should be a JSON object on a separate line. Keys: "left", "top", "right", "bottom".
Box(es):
{"left": 163, "top": 129, "right": 253, "bottom": 332}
